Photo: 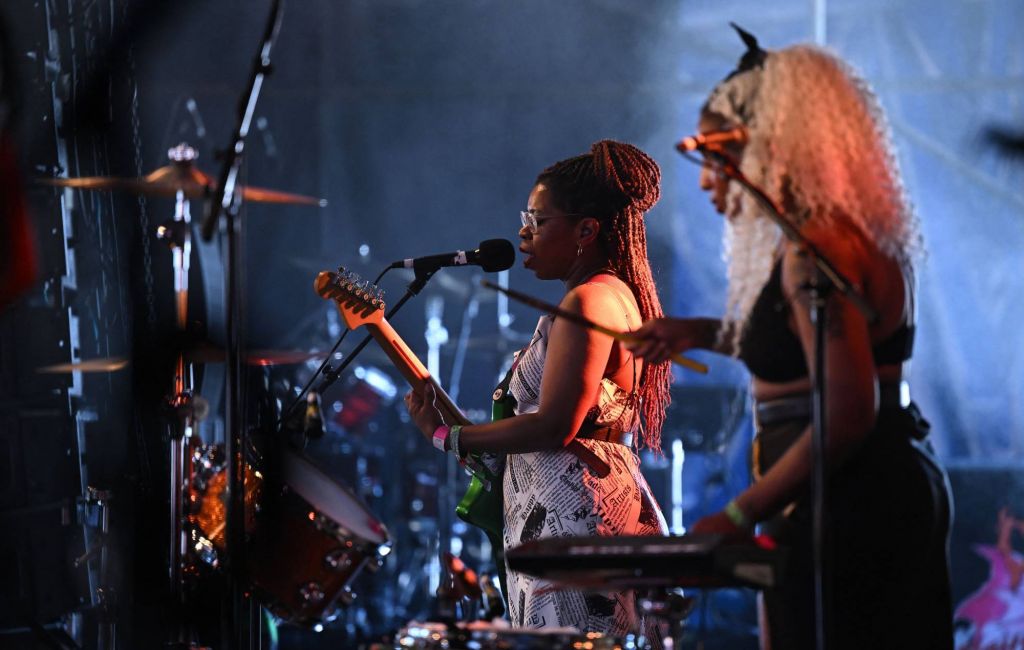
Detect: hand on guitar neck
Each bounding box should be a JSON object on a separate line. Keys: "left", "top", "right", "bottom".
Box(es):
{"left": 405, "top": 382, "right": 467, "bottom": 449}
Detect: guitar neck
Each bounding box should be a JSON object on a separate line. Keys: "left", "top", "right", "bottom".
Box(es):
{"left": 363, "top": 317, "right": 470, "bottom": 426}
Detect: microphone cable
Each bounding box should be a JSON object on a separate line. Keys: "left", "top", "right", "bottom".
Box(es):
{"left": 277, "top": 265, "right": 391, "bottom": 429}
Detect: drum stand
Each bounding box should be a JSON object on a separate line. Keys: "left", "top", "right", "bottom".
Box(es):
{"left": 639, "top": 590, "right": 695, "bottom": 650}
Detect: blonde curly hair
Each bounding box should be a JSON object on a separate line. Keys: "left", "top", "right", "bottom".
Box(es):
{"left": 706, "top": 44, "right": 921, "bottom": 343}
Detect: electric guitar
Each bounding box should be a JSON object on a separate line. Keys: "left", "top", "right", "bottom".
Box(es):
{"left": 314, "top": 269, "right": 505, "bottom": 555}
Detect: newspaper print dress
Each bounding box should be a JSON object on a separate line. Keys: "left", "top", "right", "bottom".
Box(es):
{"left": 503, "top": 310, "right": 668, "bottom": 640}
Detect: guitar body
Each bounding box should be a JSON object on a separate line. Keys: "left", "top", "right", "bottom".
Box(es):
{"left": 456, "top": 390, "right": 514, "bottom": 600}
{"left": 455, "top": 471, "right": 503, "bottom": 548}
{"left": 455, "top": 395, "right": 511, "bottom": 553}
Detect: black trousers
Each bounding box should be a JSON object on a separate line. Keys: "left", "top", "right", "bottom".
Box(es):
{"left": 756, "top": 405, "right": 954, "bottom": 650}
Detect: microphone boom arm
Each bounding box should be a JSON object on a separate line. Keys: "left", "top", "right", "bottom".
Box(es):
{"left": 200, "top": 0, "right": 286, "bottom": 241}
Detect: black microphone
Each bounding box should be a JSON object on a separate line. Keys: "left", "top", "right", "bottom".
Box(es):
{"left": 676, "top": 127, "right": 748, "bottom": 152}
{"left": 389, "top": 238, "right": 516, "bottom": 274}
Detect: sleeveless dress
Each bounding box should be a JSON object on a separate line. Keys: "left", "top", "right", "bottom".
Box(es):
{"left": 502, "top": 286, "right": 668, "bottom": 639}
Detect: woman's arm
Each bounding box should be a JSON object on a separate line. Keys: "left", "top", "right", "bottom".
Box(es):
{"left": 627, "top": 317, "right": 732, "bottom": 364}
{"left": 405, "top": 282, "right": 619, "bottom": 455}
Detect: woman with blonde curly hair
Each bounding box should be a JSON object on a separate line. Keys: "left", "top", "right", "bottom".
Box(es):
{"left": 630, "top": 28, "right": 953, "bottom": 649}
{"left": 405, "top": 140, "right": 671, "bottom": 641}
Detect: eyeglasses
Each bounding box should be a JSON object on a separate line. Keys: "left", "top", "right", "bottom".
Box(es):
{"left": 519, "top": 210, "right": 584, "bottom": 233}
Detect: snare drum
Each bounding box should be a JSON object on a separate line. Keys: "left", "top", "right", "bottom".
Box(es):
{"left": 249, "top": 450, "right": 392, "bottom": 625}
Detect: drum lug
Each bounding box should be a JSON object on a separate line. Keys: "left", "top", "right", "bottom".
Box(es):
{"left": 298, "top": 581, "right": 326, "bottom": 605}
{"left": 311, "top": 512, "right": 335, "bottom": 536}
{"left": 324, "top": 548, "right": 354, "bottom": 573}
{"left": 364, "top": 554, "right": 384, "bottom": 573}
{"left": 336, "top": 586, "right": 355, "bottom": 607}
{"left": 191, "top": 532, "right": 219, "bottom": 568}
{"left": 320, "top": 604, "right": 342, "bottom": 624}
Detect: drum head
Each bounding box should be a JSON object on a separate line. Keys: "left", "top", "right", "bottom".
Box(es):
{"left": 282, "top": 450, "right": 388, "bottom": 544}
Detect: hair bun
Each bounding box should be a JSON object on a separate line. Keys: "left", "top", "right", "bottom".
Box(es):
{"left": 591, "top": 140, "right": 661, "bottom": 213}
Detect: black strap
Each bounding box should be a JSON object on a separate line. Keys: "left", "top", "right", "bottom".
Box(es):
{"left": 576, "top": 425, "right": 633, "bottom": 448}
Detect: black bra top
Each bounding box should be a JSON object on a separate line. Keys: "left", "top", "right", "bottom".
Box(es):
{"left": 737, "top": 261, "right": 914, "bottom": 382}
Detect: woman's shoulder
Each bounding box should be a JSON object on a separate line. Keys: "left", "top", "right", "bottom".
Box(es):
{"left": 555, "top": 275, "right": 635, "bottom": 330}
{"left": 571, "top": 273, "right": 636, "bottom": 308}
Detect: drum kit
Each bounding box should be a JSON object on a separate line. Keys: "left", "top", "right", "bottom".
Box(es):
{"left": 38, "top": 142, "right": 395, "bottom": 644}
{"left": 38, "top": 146, "right": 775, "bottom": 649}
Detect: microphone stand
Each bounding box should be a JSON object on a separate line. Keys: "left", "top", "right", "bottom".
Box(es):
{"left": 200, "top": 2, "right": 285, "bottom": 648}
{"left": 705, "top": 150, "right": 878, "bottom": 650}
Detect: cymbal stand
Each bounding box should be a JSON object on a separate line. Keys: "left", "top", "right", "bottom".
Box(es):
{"left": 155, "top": 143, "right": 205, "bottom": 643}
{"left": 423, "top": 294, "right": 454, "bottom": 586}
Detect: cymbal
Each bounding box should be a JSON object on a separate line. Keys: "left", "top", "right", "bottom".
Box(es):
{"left": 38, "top": 163, "right": 327, "bottom": 207}
{"left": 37, "top": 357, "right": 129, "bottom": 373}
{"left": 246, "top": 349, "right": 328, "bottom": 366}
{"left": 185, "top": 344, "right": 327, "bottom": 366}
{"left": 36, "top": 350, "right": 326, "bottom": 374}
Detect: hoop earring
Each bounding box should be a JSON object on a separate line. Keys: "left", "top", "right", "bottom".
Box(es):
{"left": 576, "top": 243, "right": 583, "bottom": 257}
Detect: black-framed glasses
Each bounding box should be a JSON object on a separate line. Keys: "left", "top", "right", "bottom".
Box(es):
{"left": 519, "top": 210, "right": 584, "bottom": 233}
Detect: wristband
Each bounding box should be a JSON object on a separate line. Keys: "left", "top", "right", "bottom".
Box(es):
{"left": 724, "top": 498, "right": 752, "bottom": 531}
{"left": 432, "top": 425, "right": 450, "bottom": 452}
{"left": 449, "top": 425, "right": 464, "bottom": 460}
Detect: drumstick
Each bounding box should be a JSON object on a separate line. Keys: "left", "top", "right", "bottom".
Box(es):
{"left": 481, "top": 280, "right": 709, "bottom": 375}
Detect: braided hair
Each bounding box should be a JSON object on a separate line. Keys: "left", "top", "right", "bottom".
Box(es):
{"left": 536, "top": 140, "right": 671, "bottom": 452}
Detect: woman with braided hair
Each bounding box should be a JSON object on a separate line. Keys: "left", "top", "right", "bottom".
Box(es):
{"left": 629, "top": 27, "right": 953, "bottom": 649}
{"left": 405, "top": 140, "right": 671, "bottom": 640}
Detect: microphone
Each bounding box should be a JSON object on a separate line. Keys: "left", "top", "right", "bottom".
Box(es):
{"left": 390, "top": 238, "right": 516, "bottom": 274}
{"left": 676, "top": 127, "right": 747, "bottom": 153}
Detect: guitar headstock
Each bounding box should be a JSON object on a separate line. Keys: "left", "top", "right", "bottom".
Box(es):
{"left": 314, "top": 268, "right": 387, "bottom": 330}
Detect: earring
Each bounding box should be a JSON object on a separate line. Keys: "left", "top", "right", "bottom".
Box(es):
{"left": 576, "top": 243, "right": 583, "bottom": 257}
